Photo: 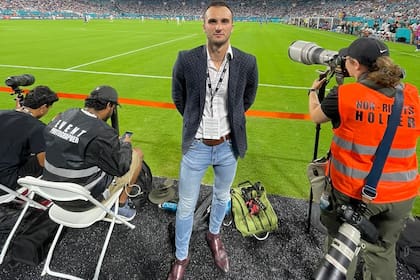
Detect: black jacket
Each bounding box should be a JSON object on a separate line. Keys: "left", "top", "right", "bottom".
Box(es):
{"left": 43, "top": 108, "right": 132, "bottom": 197}
{"left": 172, "top": 45, "right": 258, "bottom": 158}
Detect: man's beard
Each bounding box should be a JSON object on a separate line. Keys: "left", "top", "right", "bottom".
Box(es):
{"left": 103, "top": 110, "right": 114, "bottom": 122}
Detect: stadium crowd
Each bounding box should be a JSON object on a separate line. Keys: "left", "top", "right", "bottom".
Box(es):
{"left": 0, "top": 0, "right": 418, "bottom": 22}
{"left": 0, "top": 0, "right": 418, "bottom": 46}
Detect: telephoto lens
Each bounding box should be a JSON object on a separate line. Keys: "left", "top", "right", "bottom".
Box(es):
{"left": 288, "top": 40, "right": 339, "bottom": 66}
{"left": 5, "top": 74, "right": 35, "bottom": 88}
{"left": 313, "top": 223, "right": 361, "bottom": 280}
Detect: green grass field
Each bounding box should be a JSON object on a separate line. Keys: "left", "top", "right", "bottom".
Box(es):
{"left": 1, "top": 19, "right": 419, "bottom": 215}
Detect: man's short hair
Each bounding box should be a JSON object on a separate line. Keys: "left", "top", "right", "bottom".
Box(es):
{"left": 204, "top": 1, "right": 233, "bottom": 19}
{"left": 23, "top": 86, "right": 59, "bottom": 109}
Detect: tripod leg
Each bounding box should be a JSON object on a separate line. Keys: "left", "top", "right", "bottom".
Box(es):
{"left": 307, "top": 188, "right": 314, "bottom": 233}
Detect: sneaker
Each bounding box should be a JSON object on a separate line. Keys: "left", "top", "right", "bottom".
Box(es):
{"left": 111, "top": 198, "right": 136, "bottom": 221}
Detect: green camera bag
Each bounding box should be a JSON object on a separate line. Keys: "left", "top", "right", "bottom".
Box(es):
{"left": 231, "top": 181, "right": 278, "bottom": 240}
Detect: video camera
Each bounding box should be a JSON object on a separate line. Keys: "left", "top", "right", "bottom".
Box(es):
{"left": 4, "top": 74, "right": 36, "bottom": 107}
{"left": 288, "top": 40, "right": 349, "bottom": 85}
{"left": 313, "top": 204, "right": 378, "bottom": 280}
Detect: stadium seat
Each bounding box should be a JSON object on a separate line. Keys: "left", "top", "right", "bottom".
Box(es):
{"left": 17, "top": 176, "right": 135, "bottom": 280}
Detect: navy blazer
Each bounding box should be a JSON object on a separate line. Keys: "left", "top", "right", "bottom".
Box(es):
{"left": 172, "top": 45, "right": 258, "bottom": 158}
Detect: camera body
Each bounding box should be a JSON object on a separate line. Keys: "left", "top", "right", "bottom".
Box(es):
{"left": 313, "top": 204, "right": 378, "bottom": 280}
{"left": 288, "top": 40, "right": 349, "bottom": 84}
{"left": 338, "top": 204, "right": 378, "bottom": 244}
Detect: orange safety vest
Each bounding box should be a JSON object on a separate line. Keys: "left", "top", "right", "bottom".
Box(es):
{"left": 329, "top": 82, "right": 420, "bottom": 203}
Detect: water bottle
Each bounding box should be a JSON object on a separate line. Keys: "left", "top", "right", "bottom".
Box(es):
{"left": 223, "top": 199, "right": 232, "bottom": 226}
{"left": 319, "top": 192, "right": 331, "bottom": 210}
{"left": 159, "top": 201, "right": 177, "bottom": 212}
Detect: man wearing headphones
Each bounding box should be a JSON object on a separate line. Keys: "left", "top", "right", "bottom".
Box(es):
{"left": 0, "top": 85, "right": 59, "bottom": 194}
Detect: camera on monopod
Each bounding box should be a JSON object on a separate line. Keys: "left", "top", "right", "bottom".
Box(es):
{"left": 4, "top": 74, "right": 36, "bottom": 107}
{"left": 288, "top": 40, "right": 348, "bottom": 235}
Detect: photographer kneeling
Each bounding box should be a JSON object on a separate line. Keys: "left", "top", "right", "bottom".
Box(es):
{"left": 308, "top": 37, "right": 420, "bottom": 279}
{"left": 0, "top": 86, "right": 59, "bottom": 193}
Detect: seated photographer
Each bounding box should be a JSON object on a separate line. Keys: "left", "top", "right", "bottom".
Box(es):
{"left": 42, "top": 85, "right": 143, "bottom": 221}
{"left": 308, "top": 37, "right": 420, "bottom": 280}
{"left": 0, "top": 86, "right": 59, "bottom": 194}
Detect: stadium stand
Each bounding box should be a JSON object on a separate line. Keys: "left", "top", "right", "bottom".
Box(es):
{"left": 0, "top": 0, "right": 418, "bottom": 22}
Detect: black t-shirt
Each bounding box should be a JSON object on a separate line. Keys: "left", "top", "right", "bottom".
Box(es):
{"left": 320, "top": 86, "right": 340, "bottom": 128}
{"left": 0, "top": 110, "right": 45, "bottom": 188}
{"left": 320, "top": 79, "right": 396, "bottom": 129}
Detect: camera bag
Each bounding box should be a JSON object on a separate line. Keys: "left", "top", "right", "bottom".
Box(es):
{"left": 307, "top": 156, "right": 329, "bottom": 204}
{"left": 306, "top": 156, "right": 330, "bottom": 233}
{"left": 231, "top": 181, "right": 278, "bottom": 240}
{"left": 396, "top": 216, "right": 420, "bottom": 275}
{"left": 10, "top": 208, "right": 61, "bottom": 266}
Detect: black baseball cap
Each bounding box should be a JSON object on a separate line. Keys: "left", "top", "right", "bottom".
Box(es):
{"left": 339, "top": 37, "right": 389, "bottom": 67}
{"left": 88, "top": 85, "right": 120, "bottom": 106}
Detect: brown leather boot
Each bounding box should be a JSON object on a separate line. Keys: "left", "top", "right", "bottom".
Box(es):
{"left": 205, "top": 232, "right": 229, "bottom": 273}
{"left": 167, "top": 257, "right": 190, "bottom": 280}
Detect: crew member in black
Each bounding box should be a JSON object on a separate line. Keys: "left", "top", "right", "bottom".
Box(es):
{"left": 43, "top": 85, "right": 143, "bottom": 220}
{"left": 0, "top": 86, "right": 59, "bottom": 194}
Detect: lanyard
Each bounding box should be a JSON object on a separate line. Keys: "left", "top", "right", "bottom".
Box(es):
{"left": 207, "top": 59, "right": 229, "bottom": 117}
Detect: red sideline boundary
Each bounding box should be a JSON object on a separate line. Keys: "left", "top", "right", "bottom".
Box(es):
{"left": 0, "top": 87, "right": 310, "bottom": 120}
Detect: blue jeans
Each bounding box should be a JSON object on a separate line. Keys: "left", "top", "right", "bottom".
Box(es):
{"left": 175, "top": 139, "right": 237, "bottom": 260}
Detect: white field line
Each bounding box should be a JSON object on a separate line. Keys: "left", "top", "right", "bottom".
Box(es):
{"left": 66, "top": 34, "right": 198, "bottom": 70}
{"left": 0, "top": 64, "right": 171, "bottom": 80}
{"left": 0, "top": 64, "right": 308, "bottom": 90}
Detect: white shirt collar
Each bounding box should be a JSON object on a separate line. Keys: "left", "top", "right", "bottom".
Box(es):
{"left": 206, "top": 45, "right": 233, "bottom": 62}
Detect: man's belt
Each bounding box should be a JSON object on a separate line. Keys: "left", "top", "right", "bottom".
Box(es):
{"left": 199, "top": 134, "right": 231, "bottom": 146}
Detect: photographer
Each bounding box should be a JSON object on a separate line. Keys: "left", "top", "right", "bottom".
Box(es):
{"left": 0, "top": 86, "right": 59, "bottom": 194}
{"left": 308, "top": 37, "right": 420, "bottom": 279}
{"left": 42, "top": 85, "right": 143, "bottom": 221}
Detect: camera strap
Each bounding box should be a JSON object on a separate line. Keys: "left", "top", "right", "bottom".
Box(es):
{"left": 361, "top": 86, "right": 404, "bottom": 202}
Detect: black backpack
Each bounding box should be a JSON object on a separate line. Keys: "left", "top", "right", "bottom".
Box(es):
{"left": 10, "top": 208, "right": 61, "bottom": 266}
{"left": 130, "top": 160, "right": 153, "bottom": 208}
{"left": 135, "top": 160, "right": 153, "bottom": 194}
{"left": 168, "top": 192, "right": 212, "bottom": 252}
{"left": 396, "top": 216, "right": 420, "bottom": 275}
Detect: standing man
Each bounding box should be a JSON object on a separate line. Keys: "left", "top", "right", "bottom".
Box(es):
{"left": 0, "top": 86, "right": 59, "bottom": 194}
{"left": 43, "top": 85, "right": 143, "bottom": 220}
{"left": 168, "top": 1, "right": 258, "bottom": 279}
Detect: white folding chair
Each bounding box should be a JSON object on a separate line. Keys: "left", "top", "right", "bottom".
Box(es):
{"left": 0, "top": 183, "right": 47, "bottom": 264}
{"left": 17, "top": 176, "right": 135, "bottom": 280}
